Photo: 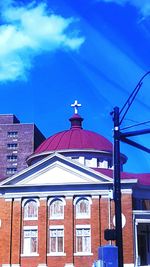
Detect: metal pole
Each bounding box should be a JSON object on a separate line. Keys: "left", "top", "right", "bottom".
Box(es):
{"left": 113, "top": 106, "right": 124, "bottom": 267}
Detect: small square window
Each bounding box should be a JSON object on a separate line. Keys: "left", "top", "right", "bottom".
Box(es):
{"left": 7, "top": 155, "right": 17, "bottom": 161}
{"left": 7, "top": 131, "right": 18, "bottom": 138}
{"left": 7, "top": 143, "right": 18, "bottom": 149}
{"left": 6, "top": 167, "right": 17, "bottom": 175}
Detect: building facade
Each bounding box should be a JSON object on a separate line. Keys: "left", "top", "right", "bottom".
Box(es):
{"left": 0, "top": 109, "right": 149, "bottom": 267}
{"left": 0, "top": 114, "right": 45, "bottom": 180}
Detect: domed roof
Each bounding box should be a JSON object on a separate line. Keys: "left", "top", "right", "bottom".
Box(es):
{"left": 35, "top": 113, "right": 112, "bottom": 154}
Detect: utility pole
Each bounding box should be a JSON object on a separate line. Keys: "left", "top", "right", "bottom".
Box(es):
{"left": 111, "top": 71, "right": 150, "bottom": 267}
{"left": 113, "top": 106, "right": 123, "bottom": 267}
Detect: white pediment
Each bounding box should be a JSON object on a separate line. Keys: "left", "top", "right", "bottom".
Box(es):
{"left": 1, "top": 153, "right": 113, "bottom": 186}
{"left": 18, "top": 162, "right": 101, "bottom": 185}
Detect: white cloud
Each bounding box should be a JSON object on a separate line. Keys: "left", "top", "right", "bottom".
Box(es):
{"left": 100, "top": 0, "right": 150, "bottom": 19}
{"left": 0, "top": 1, "right": 84, "bottom": 82}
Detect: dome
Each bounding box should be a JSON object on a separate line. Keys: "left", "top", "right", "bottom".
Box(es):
{"left": 27, "top": 113, "right": 114, "bottom": 165}
{"left": 35, "top": 114, "right": 112, "bottom": 153}
{"left": 27, "top": 105, "right": 128, "bottom": 168}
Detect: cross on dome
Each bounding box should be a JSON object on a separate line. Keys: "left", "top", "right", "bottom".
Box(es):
{"left": 71, "top": 100, "right": 81, "bottom": 114}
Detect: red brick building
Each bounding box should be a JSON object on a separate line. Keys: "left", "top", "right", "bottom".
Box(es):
{"left": 0, "top": 109, "right": 150, "bottom": 267}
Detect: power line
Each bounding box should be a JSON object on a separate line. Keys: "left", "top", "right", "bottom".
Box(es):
{"left": 121, "top": 120, "right": 150, "bottom": 131}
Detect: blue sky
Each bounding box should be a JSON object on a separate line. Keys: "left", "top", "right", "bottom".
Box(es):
{"left": 0, "top": 0, "right": 150, "bottom": 173}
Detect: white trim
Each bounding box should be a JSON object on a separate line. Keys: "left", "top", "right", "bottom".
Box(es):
{"left": 73, "top": 196, "right": 92, "bottom": 205}
{"left": 47, "top": 252, "right": 66, "bottom": 256}
{"left": 121, "top": 189, "right": 133, "bottom": 194}
{"left": 23, "top": 225, "right": 38, "bottom": 230}
{"left": 2, "top": 189, "right": 113, "bottom": 199}
{"left": 21, "top": 253, "right": 39, "bottom": 257}
{"left": 134, "top": 218, "right": 150, "bottom": 267}
{"left": 22, "top": 198, "right": 40, "bottom": 207}
{"left": 37, "top": 265, "right": 47, "bottom": 267}
{"left": 0, "top": 152, "right": 114, "bottom": 186}
{"left": 13, "top": 198, "right": 21, "bottom": 202}
{"left": 123, "top": 264, "right": 134, "bottom": 266}
{"left": 39, "top": 197, "right": 47, "bottom": 201}
{"left": 5, "top": 198, "right": 12, "bottom": 201}
{"left": 74, "top": 252, "right": 93, "bottom": 256}
{"left": 92, "top": 195, "right": 99, "bottom": 199}
{"left": 101, "top": 195, "right": 110, "bottom": 199}
{"left": 65, "top": 196, "right": 73, "bottom": 199}
{"left": 49, "top": 225, "right": 64, "bottom": 229}
{"left": 133, "top": 210, "right": 150, "bottom": 215}
{"left": 24, "top": 217, "right": 38, "bottom": 221}
{"left": 76, "top": 224, "right": 90, "bottom": 228}
{"left": 135, "top": 218, "right": 150, "bottom": 224}
{"left": 134, "top": 220, "right": 139, "bottom": 267}
{"left": 48, "top": 197, "right": 66, "bottom": 206}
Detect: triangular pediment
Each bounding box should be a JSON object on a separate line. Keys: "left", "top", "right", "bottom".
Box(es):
{"left": 1, "top": 153, "right": 113, "bottom": 186}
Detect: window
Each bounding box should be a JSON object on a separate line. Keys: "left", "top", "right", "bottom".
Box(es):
{"left": 7, "top": 155, "right": 17, "bottom": 161}
{"left": 23, "top": 227, "right": 38, "bottom": 255}
{"left": 49, "top": 226, "right": 64, "bottom": 254}
{"left": 7, "top": 131, "right": 18, "bottom": 138}
{"left": 23, "top": 199, "right": 38, "bottom": 220}
{"left": 76, "top": 226, "right": 91, "bottom": 254}
{"left": 75, "top": 197, "right": 91, "bottom": 218}
{"left": 6, "top": 167, "right": 17, "bottom": 175}
{"left": 143, "top": 200, "right": 150, "bottom": 210}
{"left": 133, "top": 199, "right": 150, "bottom": 210}
{"left": 49, "top": 198, "right": 65, "bottom": 219}
{"left": 7, "top": 143, "right": 18, "bottom": 149}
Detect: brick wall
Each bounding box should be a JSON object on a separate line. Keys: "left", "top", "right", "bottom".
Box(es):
{"left": 0, "top": 193, "right": 134, "bottom": 267}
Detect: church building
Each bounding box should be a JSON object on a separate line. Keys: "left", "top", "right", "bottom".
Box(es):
{"left": 0, "top": 102, "right": 150, "bottom": 267}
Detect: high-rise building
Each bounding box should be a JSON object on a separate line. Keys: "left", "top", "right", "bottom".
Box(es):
{"left": 0, "top": 114, "right": 45, "bottom": 180}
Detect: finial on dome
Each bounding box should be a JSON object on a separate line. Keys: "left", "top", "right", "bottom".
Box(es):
{"left": 71, "top": 100, "right": 81, "bottom": 114}
{"left": 70, "top": 100, "right": 83, "bottom": 129}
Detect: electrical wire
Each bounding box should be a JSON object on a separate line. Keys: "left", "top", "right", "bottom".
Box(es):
{"left": 121, "top": 120, "right": 150, "bottom": 131}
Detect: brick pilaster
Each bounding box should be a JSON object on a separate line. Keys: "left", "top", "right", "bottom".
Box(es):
{"left": 38, "top": 198, "right": 47, "bottom": 265}
{"left": 11, "top": 199, "right": 22, "bottom": 265}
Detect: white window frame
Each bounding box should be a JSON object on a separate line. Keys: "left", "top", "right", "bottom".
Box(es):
{"left": 48, "top": 225, "right": 66, "bottom": 256}
{"left": 74, "top": 197, "right": 92, "bottom": 219}
{"left": 48, "top": 197, "right": 65, "bottom": 220}
{"left": 21, "top": 226, "right": 39, "bottom": 256}
{"left": 22, "top": 198, "right": 39, "bottom": 220}
{"left": 74, "top": 225, "right": 92, "bottom": 256}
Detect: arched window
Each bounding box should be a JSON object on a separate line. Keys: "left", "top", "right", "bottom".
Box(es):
{"left": 23, "top": 199, "right": 38, "bottom": 220}
{"left": 75, "top": 197, "right": 91, "bottom": 219}
{"left": 49, "top": 198, "right": 65, "bottom": 219}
